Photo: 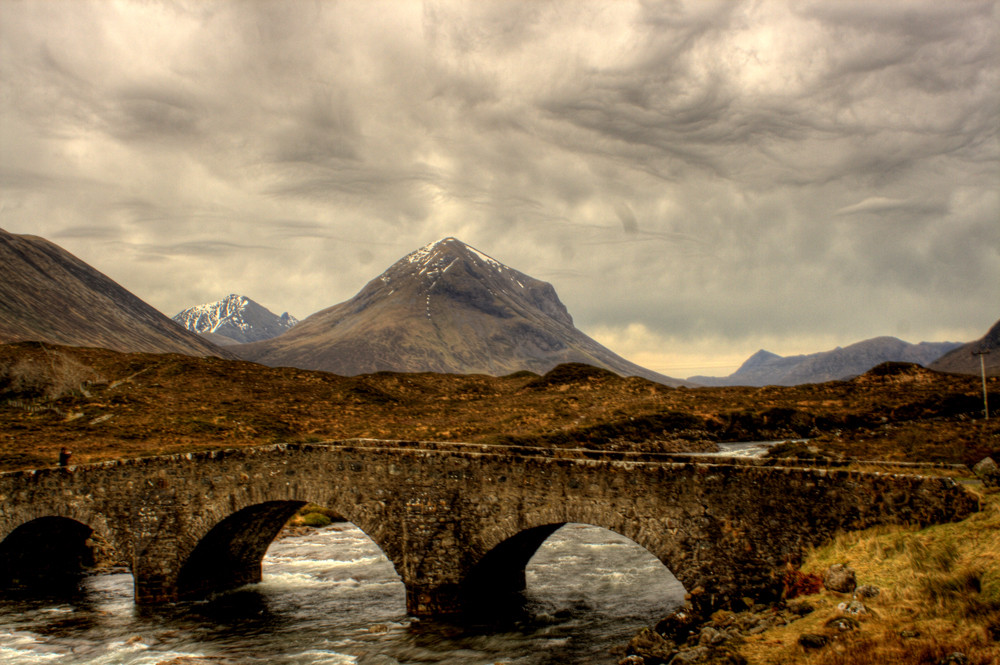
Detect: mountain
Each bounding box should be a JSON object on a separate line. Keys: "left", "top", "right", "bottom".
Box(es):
{"left": 689, "top": 336, "right": 962, "bottom": 386}
{"left": 234, "top": 237, "right": 684, "bottom": 385}
{"left": 930, "top": 318, "right": 1000, "bottom": 377}
{"left": 173, "top": 294, "right": 298, "bottom": 345}
{"left": 0, "top": 228, "right": 232, "bottom": 358}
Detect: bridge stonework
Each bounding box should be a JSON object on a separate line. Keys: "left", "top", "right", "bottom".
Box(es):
{"left": 0, "top": 442, "right": 979, "bottom": 616}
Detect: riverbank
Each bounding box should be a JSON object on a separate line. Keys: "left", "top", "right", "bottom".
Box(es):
{"left": 624, "top": 486, "right": 1000, "bottom": 665}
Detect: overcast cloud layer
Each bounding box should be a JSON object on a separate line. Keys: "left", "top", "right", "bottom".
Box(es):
{"left": 1, "top": 0, "right": 997, "bottom": 377}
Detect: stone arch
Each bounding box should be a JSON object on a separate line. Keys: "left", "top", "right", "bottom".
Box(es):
{"left": 169, "top": 471, "right": 407, "bottom": 575}
{"left": 474, "top": 499, "right": 692, "bottom": 574}
{"left": 0, "top": 516, "right": 102, "bottom": 593}
{"left": 463, "top": 513, "right": 689, "bottom": 614}
{"left": 176, "top": 500, "right": 306, "bottom": 599}
{"left": 0, "top": 500, "right": 123, "bottom": 560}
{"left": 171, "top": 491, "right": 406, "bottom": 602}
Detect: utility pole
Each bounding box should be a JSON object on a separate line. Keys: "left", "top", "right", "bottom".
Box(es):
{"left": 973, "top": 350, "right": 990, "bottom": 420}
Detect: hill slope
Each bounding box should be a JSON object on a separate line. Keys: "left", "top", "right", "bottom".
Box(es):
{"left": 930, "top": 318, "right": 1000, "bottom": 377}
{"left": 235, "top": 238, "right": 683, "bottom": 385}
{"left": 0, "top": 228, "right": 230, "bottom": 358}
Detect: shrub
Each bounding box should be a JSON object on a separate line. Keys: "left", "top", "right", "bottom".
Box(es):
{"left": 0, "top": 351, "right": 101, "bottom": 401}
{"left": 783, "top": 567, "right": 824, "bottom": 599}
{"left": 287, "top": 503, "right": 343, "bottom": 527}
{"left": 299, "top": 512, "right": 333, "bottom": 527}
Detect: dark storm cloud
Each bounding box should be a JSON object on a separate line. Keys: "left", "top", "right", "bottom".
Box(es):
{"left": 0, "top": 0, "right": 997, "bottom": 376}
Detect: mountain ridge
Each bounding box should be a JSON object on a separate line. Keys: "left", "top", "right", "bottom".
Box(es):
{"left": 689, "top": 336, "right": 962, "bottom": 386}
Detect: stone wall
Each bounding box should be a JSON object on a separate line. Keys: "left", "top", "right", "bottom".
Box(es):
{"left": 0, "top": 441, "right": 979, "bottom": 615}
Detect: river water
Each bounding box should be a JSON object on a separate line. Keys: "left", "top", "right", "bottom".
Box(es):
{"left": 0, "top": 522, "right": 686, "bottom": 665}
{"left": 685, "top": 439, "right": 789, "bottom": 459}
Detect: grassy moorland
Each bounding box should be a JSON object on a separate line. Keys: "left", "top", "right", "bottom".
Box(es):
{"left": 1, "top": 341, "right": 997, "bottom": 472}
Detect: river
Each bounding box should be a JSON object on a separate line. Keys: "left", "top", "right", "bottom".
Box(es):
{"left": 0, "top": 522, "right": 686, "bottom": 665}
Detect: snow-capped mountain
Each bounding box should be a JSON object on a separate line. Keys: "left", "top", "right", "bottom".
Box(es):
{"left": 173, "top": 294, "right": 298, "bottom": 345}
{"left": 233, "top": 238, "right": 684, "bottom": 385}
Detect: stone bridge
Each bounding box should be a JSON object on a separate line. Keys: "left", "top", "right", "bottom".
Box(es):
{"left": 0, "top": 440, "right": 978, "bottom": 616}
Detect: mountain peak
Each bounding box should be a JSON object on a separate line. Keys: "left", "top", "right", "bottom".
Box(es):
{"left": 173, "top": 295, "right": 298, "bottom": 344}
{"left": 742, "top": 349, "right": 781, "bottom": 367}
{"left": 234, "top": 239, "right": 684, "bottom": 385}
{"left": 393, "top": 237, "right": 506, "bottom": 276}
{"left": 372, "top": 238, "right": 535, "bottom": 314}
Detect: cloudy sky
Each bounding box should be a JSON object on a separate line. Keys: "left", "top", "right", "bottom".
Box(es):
{"left": 1, "top": 0, "right": 997, "bottom": 378}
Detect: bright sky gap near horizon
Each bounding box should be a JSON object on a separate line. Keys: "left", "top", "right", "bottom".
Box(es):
{"left": 1, "top": 1, "right": 997, "bottom": 378}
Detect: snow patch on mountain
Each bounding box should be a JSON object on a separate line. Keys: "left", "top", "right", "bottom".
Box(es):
{"left": 173, "top": 294, "right": 298, "bottom": 344}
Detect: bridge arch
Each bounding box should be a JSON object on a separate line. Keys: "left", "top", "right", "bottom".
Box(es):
{"left": 165, "top": 490, "right": 407, "bottom": 603}
{"left": 0, "top": 515, "right": 109, "bottom": 593}
{"left": 461, "top": 516, "right": 691, "bottom": 611}
{"left": 176, "top": 500, "right": 306, "bottom": 599}
{"left": 0, "top": 498, "right": 122, "bottom": 554}
{"left": 464, "top": 505, "right": 694, "bottom": 612}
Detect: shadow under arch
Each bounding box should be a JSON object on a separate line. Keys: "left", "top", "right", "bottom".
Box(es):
{"left": 0, "top": 516, "right": 102, "bottom": 594}
{"left": 462, "top": 522, "right": 684, "bottom": 619}
{"left": 177, "top": 500, "right": 307, "bottom": 599}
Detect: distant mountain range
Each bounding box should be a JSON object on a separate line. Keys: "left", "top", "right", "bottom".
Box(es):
{"left": 232, "top": 237, "right": 684, "bottom": 385}
{"left": 4, "top": 227, "right": 994, "bottom": 386}
{"left": 0, "top": 228, "right": 231, "bottom": 358}
{"left": 689, "top": 336, "right": 963, "bottom": 387}
{"left": 931, "top": 318, "right": 1000, "bottom": 377}
{"left": 173, "top": 294, "right": 298, "bottom": 346}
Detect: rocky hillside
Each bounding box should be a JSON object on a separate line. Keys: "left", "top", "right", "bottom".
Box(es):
{"left": 173, "top": 294, "right": 298, "bottom": 345}
{"left": 0, "top": 228, "right": 231, "bottom": 358}
{"left": 234, "top": 238, "right": 683, "bottom": 385}
{"left": 690, "top": 337, "right": 961, "bottom": 386}
{"left": 930, "top": 318, "right": 1000, "bottom": 377}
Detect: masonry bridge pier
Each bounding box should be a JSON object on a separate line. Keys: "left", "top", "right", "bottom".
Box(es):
{"left": 0, "top": 441, "right": 978, "bottom": 617}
